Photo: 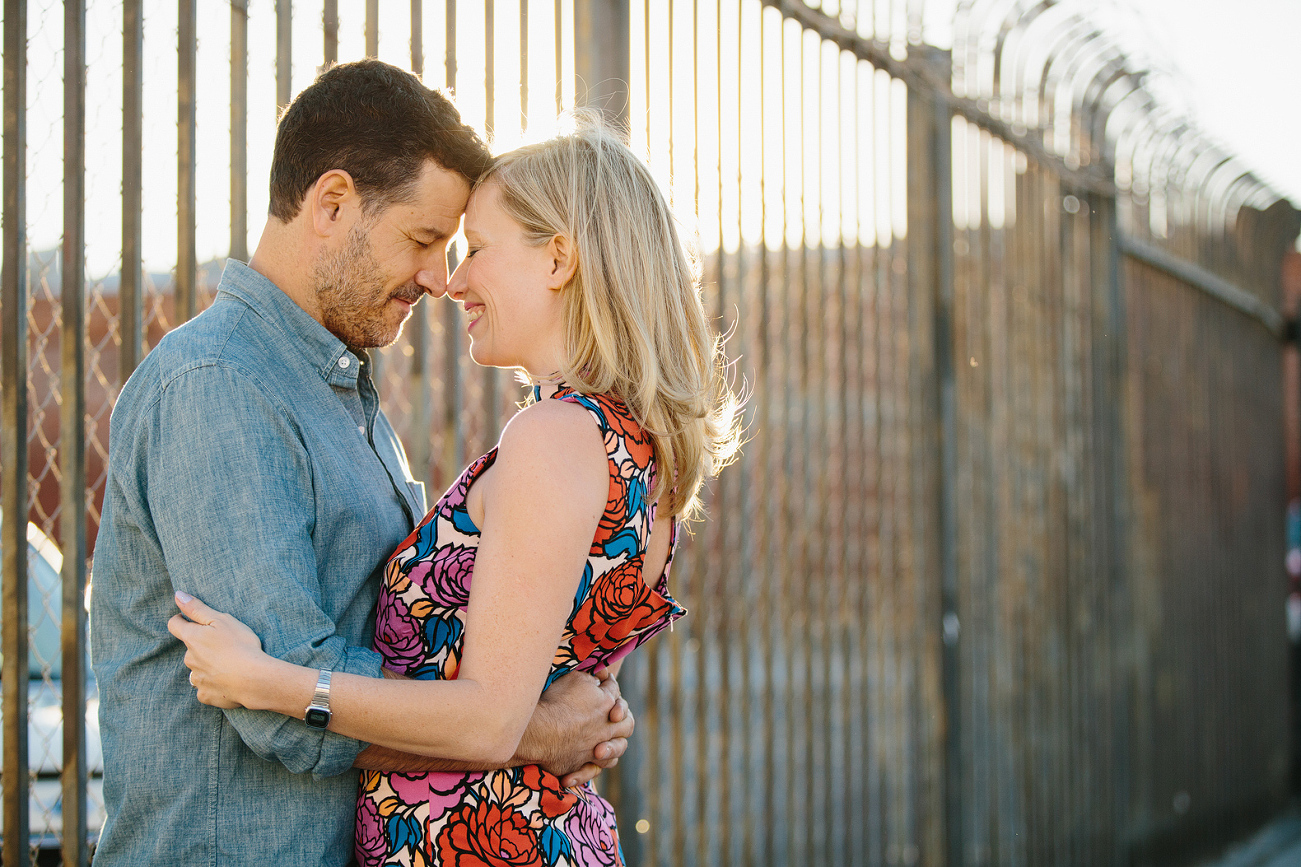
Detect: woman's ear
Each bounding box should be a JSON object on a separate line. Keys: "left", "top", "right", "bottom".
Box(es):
{"left": 545, "top": 233, "right": 578, "bottom": 290}
{"left": 308, "top": 169, "right": 362, "bottom": 239}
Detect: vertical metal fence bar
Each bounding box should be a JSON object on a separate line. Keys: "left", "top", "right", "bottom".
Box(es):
{"left": 442, "top": 0, "right": 464, "bottom": 481}
{"left": 407, "top": 0, "right": 430, "bottom": 487}
{"left": 1097, "top": 189, "right": 1132, "bottom": 867}
{"left": 772, "top": 10, "right": 795, "bottom": 865}
{"left": 231, "top": 0, "right": 249, "bottom": 263}
{"left": 366, "top": 0, "right": 378, "bottom": 57}
{"left": 482, "top": 0, "right": 499, "bottom": 444}
{"left": 1, "top": 0, "right": 29, "bottom": 863}
{"left": 575, "top": 0, "right": 631, "bottom": 128}
{"left": 177, "top": 0, "right": 198, "bottom": 323}
{"left": 121, "top": 0, "right": 143, "bottom": 377}
{"left": 411, "top": 0, "right": 423, "bottom": 74}
{"left": 519, "top": 0, "right": 528, "bottom": 131}
{"left": 932, "top": 89, "right": 962, "bottom": 867}
{"left": 324, "top": 0, "right": 339, "bottom": 67}
{"left": 734, "top": 5, "right": 763, "bottom": 859}
{"left": 276, "top": 0, "right": 293, "bottom": 113}
{"left": 61, "top": 1, "right": 89, "bottom": 863}
{"left": 849, "top": 49, "right": 868, "bottom": 867}
{"left": 554, "top": 0, "right": 563, "bottom": 113}
{"left": 757, "top": 11, "right": 779, "bottom": 863}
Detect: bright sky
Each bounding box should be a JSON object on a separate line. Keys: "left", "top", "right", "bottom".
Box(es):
{"left": 1119, "top": 0, "right": 1301, "bottom": 210}
{"left": 10, "top": 0, "right": 1300, "bottom": 275}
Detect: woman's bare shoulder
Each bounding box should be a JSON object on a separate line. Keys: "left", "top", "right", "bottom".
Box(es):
{"left": 490, "top": 398, "right": 608, "bottom": 499}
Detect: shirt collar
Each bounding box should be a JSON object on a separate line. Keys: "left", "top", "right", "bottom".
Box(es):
{"left": 214, "top": 259, "right": 363, "bottom": 387}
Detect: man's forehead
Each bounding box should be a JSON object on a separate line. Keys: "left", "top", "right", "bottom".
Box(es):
{"left": 391, "top": 177, "right": 468, "bottom": 234}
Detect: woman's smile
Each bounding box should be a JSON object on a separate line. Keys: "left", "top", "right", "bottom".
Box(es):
{"left": 463, "top": 302, "right": 485, "bottom": 330}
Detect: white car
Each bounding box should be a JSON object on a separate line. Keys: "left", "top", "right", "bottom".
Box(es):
{"left": 0, "top": 521, "right": 104, "bottom": 853}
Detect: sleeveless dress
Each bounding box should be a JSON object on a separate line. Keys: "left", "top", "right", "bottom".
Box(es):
{"left": 355, "top": 384, "right": 686, "bottom": 867}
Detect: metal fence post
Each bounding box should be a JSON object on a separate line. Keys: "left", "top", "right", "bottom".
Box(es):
{"left": 177, "top": 0, "right": 197, "bottom": 323}
{"left": 231, "top": 0, "right": 249, "bottom": 263}
{"left": 121, "top": 0, "right": 143, "bottom": 376}
{"left": 907, "top": 47, "right": 963, "bottom": 867}
{"left": 2, "top": 0, "right": 29, "bottom": 863}
{"left": 61, "top": 2, "right": 90, "bottom": 865}
{"left": 570, "top": 0, "right": 635, "bottom": 856}
{"left": 573, "top": 0, "right": 630, "bottom": 129}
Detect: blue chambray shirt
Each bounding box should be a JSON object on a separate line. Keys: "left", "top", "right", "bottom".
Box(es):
{"left": 91, "top": 260, "right": 427, "bottom": 867}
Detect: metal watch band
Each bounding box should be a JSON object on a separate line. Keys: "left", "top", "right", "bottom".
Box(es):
{"left": 311, "top": 668, "right": 332, "bottom": 709}
{"left": 304, "top": 668, "right": 333, "bottom": 728}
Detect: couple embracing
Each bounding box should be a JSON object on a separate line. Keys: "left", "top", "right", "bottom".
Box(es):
{"left": 91, "top": 59, "right": 739, "bottom": 867}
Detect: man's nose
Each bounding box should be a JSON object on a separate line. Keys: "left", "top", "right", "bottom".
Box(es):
{"left": 415, "top": 266, "right": 448, "bottom": 299}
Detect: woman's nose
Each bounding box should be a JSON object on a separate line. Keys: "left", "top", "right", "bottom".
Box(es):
{"left": 446, "top": 258, "right": 468, "bottom": 299}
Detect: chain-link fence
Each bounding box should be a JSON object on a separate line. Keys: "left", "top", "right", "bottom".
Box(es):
{"left": 3, "top": 1, "right": 1300, "bottom": 865}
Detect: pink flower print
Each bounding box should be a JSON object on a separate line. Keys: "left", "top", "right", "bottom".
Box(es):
{"left": 428, "top": 770, "right": 484, "bottom": 823}
{"left": 425, "top": 544, "right": 476, "bottom": 607}
{"left": 374, "top": 584, "right": 425, "bottom": 674}
{"left": 565, "top": 802, "right": 621, "bottom": 867}
{"left": 354, "top": 791, "right": 387, "bottom": 867}
{"left": 385, "top": 772, "right": 431, "bottom": 805}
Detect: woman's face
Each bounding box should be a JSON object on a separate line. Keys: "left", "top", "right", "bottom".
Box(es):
{"left": 447, "top": 181, "right": 567, "bottom": 374}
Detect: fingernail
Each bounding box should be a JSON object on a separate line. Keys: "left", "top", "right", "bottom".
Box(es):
{"left": 175, "top": 590, "right": 194, "bottom": 604}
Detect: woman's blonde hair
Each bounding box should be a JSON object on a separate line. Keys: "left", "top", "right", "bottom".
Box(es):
{"left": 482, "top": 116, "right": 741, "bottom": 521}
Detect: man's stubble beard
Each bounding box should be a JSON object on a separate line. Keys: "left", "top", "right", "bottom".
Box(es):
{"left": 313, "top": 221, "right": 422, "bottom": 349}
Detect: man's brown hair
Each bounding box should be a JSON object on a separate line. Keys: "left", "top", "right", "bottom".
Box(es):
{"left": 268, "top": 59, "right": 493, "bottom": 221}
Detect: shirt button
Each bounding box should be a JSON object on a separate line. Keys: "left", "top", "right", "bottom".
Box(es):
{"left": 338, "top": 357, "right": 351, "bottom": 369}
{"left": 358, "top": 425, "right": 366, "bottom": 436}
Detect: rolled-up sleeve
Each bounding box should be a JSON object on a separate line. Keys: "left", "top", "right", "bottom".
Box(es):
{"left": 148, "top": 362, "right": 382, "bottom": 778}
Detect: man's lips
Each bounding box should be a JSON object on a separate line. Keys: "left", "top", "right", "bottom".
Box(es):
{"left": 390, "top": 287, "right": 423, "bottom": 312}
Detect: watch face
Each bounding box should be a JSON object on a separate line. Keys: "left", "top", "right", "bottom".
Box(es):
{"left": 305, "top": 707, "right": 331, "bottom": 729}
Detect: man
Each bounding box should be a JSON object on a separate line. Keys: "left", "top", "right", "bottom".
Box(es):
{"left": 91, "top": 59, "right": 631, "bottom": 867}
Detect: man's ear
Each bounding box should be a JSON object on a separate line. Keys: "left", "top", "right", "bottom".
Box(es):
{"left": 545, "top": 233, "right": 578, "bottom": 290}
{"left": 308, "top": 170, "right": 362, "bottom": 239}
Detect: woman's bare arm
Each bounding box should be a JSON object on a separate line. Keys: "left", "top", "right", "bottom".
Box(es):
{"left": 170, "top": 399, "right": 610, "bottom": 765}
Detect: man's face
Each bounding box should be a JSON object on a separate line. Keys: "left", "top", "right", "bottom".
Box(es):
{"left": 313, "top": 160, "right": 471, "bottom": 348}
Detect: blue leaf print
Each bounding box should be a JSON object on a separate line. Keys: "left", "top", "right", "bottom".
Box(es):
{"left": 451, "top": 506, "right": 480, "bottom": 535}
{"left": 602, "top": 527, "right": 640, "bottom": 560}
{"left": 385, "top": 812, "right": 420, "bottom": 854}
{"left": 409, "top": 521, "right": 441, "bottom": 562}
{"left": 570, "top": 561, "right": 593, "bottom": 616}
{"left": 539, "top": 823, "right": 574, "bottom": 866}
{"left": 424, "top": 614, "right": 463, "bottom": 656}
{"left": 626, "top": 474, "right": 648, "bottom": 517}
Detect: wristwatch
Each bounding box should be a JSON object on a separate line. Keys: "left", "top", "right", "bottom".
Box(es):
{"left": 304, "top": 668, "right": 332, "bottom": 729}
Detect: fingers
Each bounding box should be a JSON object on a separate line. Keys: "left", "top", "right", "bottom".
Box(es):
{"left": 607, "top": 696, "right": 629, "bottom": 723}
{"left": 561, "top": 762, "right": 603, "bottom": 788}
{"left": 593, "top": 666, "right": 611, "bottom": 682}
{"left": 593, "top": 737, "right": 627, "bottom": 765}
{"left": 598, "top": 672, "right": 621, "bottom": 706}
{"left": 608, "top": 702, "right": 634, "bottom": 740}
{"left": 173, "top": 590, "right": 216, "bottom": 625}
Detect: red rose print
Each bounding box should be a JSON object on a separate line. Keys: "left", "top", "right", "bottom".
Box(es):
{"left": 520, "top": 765, "right": 580, "bottom": 819}
{"left": 569, "top": 559, "right": 673, "bottom": 659}
{"left": 590, "top": 469, "right": 630, "bottom": 555}
{"left": 435, "top": 799, "right": 544, "bottom": 867}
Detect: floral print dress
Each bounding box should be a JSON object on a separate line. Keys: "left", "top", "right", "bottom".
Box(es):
{"left": 356, "top": 385, "right": 686, "bottom": 867}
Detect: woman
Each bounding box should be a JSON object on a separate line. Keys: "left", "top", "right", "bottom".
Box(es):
{"left": 170, "top": 120, "right": 740, "bottom": 866}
